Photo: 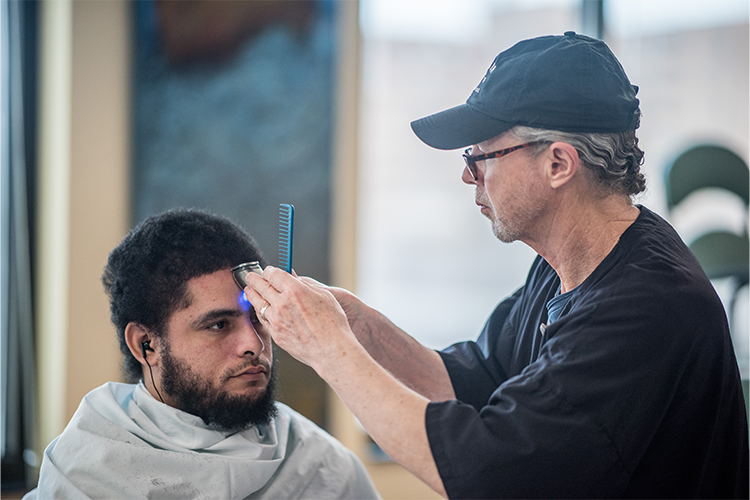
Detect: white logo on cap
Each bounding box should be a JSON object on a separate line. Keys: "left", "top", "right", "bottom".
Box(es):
{"left": 474, "top": 61, "right": 497, "bottom": 94}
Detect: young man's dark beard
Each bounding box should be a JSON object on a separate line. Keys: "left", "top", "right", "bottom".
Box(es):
{"left": 159, "top": 342, "right": 278, "bottom": 433}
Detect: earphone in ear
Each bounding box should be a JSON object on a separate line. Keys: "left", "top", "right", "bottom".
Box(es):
{"left": 139, "top": 340, "right": 164, "bottom": 404}
{"left": 141, "top": 340, "right": 153, "bottom": 358}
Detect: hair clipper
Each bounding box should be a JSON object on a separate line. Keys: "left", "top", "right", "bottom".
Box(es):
{"left": 231, "top": 261, "right": 263, "bottom": 289}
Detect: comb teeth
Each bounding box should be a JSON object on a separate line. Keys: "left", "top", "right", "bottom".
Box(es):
{"left": 279, "top": 204, "right": 294, "bottom": 273}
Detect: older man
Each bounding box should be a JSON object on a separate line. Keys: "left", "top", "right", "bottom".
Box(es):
{"left": 244, "top": 32, "right": 749, "bottom": 499}
{"left": 25, "top": 209, "right": 380, "bottom": 500}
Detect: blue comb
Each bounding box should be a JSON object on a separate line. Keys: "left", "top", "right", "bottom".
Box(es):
{"left": 279, "top": 204, "right": 294, "bottom": 273}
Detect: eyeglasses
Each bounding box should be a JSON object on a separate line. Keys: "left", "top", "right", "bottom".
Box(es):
{"left": 462, "top": 142, "right": 540, "bottom": 181}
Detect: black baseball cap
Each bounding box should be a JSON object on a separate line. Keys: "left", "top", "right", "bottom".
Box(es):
{"left": 411, "top": 31, "right": 640, "bottom": 150}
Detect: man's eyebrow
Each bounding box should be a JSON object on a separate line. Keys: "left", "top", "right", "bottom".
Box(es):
{"left": 190, "top": 309, "right": 243, "bottom": 329}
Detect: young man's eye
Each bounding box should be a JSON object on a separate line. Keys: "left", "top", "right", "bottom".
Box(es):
{"left": 209, "top": 320, "right": 228, "bottom": 330}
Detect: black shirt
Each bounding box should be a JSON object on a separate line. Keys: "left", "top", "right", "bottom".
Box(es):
{"left": 427, "top": 206, "right": 749, "bottom": 499}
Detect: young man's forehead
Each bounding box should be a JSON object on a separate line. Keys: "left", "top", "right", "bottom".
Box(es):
{"left": 172, "top": 268, "right": 242, "bottom": 315}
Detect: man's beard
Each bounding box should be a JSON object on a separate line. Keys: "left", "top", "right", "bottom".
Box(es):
{"left": 477, "top": 191, "right": 543, "bottom": 244}
{"left": 480, "top": 199, "right": 525, "bottom": 243}
{"left": 491, "top": 216, "right": 522, "bottom": 243}
{"left": 159, "top": 341, "right": 278, "bottom": 433}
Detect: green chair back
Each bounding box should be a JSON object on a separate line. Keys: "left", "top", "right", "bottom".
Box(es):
{"left": 665, "top": 145, "right": 749, "bottom": 210}
{"left": 689, "top": 231, "right": 749, "bottom": 285}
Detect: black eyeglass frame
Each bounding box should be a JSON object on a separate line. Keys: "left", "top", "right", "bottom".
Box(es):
{"left": 462, "top": 141, "right": 541, "bottom": 181}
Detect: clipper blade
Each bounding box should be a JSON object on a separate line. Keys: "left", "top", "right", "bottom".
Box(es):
{"left": 231, "top": 261, "right": 263, "bottom": 289}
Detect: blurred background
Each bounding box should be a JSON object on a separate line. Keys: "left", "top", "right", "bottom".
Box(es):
{"left": 2, "top": 0, "right": 747, "bottom": 498}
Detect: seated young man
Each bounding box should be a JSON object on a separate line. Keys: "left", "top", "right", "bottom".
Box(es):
{"left": 25, "top": 209, "right": 380, "bottom": 500}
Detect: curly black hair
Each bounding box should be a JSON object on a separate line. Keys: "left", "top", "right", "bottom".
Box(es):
{"left": 102, "top": 208, "right": 266, "bottom": 382}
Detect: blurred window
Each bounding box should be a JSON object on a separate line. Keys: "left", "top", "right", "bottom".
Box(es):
{"left": 1, "top": 0, "right": 38, "bottom": 493}
{"left": 355, "top": 0, "right": 748, "bottom": 356}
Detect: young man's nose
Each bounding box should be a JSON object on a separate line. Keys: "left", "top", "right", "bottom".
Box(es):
{"left": 239, "top": 321, "right": 265, "bottom": 357}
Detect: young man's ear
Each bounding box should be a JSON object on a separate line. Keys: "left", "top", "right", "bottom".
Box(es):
{"left": 545, "top": 142, "right": 580, "bottom": 189}
{"left": 124, "top": 322, "right": 158, "bottom": 367}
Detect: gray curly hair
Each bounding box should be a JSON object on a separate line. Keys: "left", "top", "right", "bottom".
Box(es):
{"left": 508, "top": 126, "right": 646, "bottom": 197}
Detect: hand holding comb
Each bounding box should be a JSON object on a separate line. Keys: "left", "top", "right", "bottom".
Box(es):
{"left": 279, "top": 204, "right": 294, "bottom": 273}
{"left": 230, "top": 203, "right": 295, "bottom": 289}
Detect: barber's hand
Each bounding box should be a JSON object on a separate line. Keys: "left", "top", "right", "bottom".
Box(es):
{"left": 298, "top": 277, "right": 369, "bottom": 333}
{"left": 243, "top": 266, "right": 355, "bottom": 369}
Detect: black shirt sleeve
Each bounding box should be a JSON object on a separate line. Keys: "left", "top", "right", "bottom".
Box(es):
{"left": 438, "top": 287, "right": 523, "bottom": 412}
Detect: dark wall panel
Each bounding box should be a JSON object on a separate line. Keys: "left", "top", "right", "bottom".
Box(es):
{"left": 131, "top": 0, "right": 335, "bottom": 427}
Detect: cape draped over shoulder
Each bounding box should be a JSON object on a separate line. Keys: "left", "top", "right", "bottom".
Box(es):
{"left": 25, "top": 382, "right": 380, "bottom": 500}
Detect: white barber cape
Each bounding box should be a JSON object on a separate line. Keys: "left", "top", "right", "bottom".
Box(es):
{"left": 24, "top": 382, "right": 380, "bottom": 499}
